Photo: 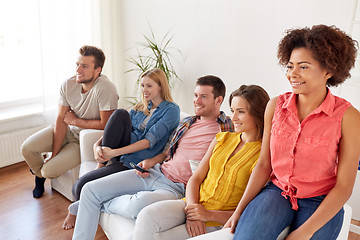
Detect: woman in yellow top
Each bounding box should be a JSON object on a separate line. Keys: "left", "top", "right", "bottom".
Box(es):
{"left": 132, "top": 85, "right": 270, "bottom": 240}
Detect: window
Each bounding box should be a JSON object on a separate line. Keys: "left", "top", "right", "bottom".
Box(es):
{"left": 0, "top": 0, "right": 104, "bottom": 133}
{"left": 0, "top": 0, "right": 43, "bottom": 121}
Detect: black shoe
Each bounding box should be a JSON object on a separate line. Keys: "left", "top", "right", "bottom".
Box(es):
{"left": 33, "top": 176, "right": 46, "bottom": 198}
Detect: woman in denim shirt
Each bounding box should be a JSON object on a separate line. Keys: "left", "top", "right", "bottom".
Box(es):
{"left": 63, "top": 68, "right": 180, "bottom": 230}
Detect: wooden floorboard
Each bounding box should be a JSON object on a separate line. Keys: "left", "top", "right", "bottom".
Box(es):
{"left": 349, "top": 219, "right": 360, "bottom": 240}
{"left": 0, "top": 161, "right": 107, "bottom": 240}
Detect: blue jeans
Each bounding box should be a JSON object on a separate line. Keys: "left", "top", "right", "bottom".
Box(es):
{"left": 234, "top": 182, "right": 344, "bottom": 240}
{"left": 72, "top": 164, "right": 185, "bottom": 240}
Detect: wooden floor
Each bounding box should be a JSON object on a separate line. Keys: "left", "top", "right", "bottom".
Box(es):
{"left": 350, "top": 220, "right": 360, "bottom": 240}
{"left": 0, "top": 161, "right": 359, "bottom": 240}
{"left": 0, "top": 161, "right": 107, "bottom": 240}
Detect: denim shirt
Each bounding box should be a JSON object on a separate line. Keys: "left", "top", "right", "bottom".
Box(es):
{"left": 120, "top": 100, "right": 180, "bottom": 167}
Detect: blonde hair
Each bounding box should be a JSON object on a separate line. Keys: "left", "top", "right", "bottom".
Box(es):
{"left": 134, "top": 68, "right": 174, "bottom": 115}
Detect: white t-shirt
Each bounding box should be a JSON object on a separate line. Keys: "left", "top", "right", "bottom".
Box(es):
{"left": 139, "top": 108, "right": 156, "bottom": 130}
{"left": 59, "top": 74, "right": 119, "bottom": 138}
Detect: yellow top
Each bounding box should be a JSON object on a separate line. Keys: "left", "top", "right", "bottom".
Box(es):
{"left": 199, "top": 132, "right": 261, "bottom": 226}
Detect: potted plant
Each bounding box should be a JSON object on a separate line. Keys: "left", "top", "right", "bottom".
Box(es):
{"left": 126, "top": 27, "right": 182, "bottom": 95}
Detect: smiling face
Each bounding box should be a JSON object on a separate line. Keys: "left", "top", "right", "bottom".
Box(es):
{"left": 230, "top": 96, "right": 257, "bottom": 135}
{"left": 193, "top": 85, "right": 222, "bottom": 119}
{"left": 76, "top": 55, "right": 101, "bottom": 84}
{"left": 140, "top": 76, "right": 163, "bottom": 104}
{"left": 286, "top": 48, "right": 332, "bottom": 96}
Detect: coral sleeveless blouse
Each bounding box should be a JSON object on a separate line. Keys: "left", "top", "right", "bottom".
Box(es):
{"left": 270, "top": 90, "right": 351, "bottom": 210}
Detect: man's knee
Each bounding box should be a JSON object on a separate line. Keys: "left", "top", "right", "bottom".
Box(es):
{"left": 21, "top": 126, "right": 54, "bottom": 155}
{"left": 41, "top": 167, "right": 58, "bottom": 179}
{"left": 21, "top": 138, "right": 35, "bottom": 159}
{"left": 125, "top": 190, "right": 176, "bottom": 219}
{"left": 104, "top": 193, "right": 149, "bottom": 219}
{"left": 40, "top": 156, "right": 67, "bottom": 178}
{"left": 123, "top": 194, "right": 148, "bottom": 219}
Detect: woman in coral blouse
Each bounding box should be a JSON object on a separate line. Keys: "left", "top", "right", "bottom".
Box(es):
{"left": 225, "top": 25, "right": 360, "bottom": 240}
{"left": 132, "top": 85, "right": 270, "bottom": 239}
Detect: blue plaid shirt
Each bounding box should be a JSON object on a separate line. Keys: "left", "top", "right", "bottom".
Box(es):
{"left": 167, "top": 111, "right": 233, "bottom": 159}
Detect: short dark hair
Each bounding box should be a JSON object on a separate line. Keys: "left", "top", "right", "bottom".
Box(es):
{"left": 229, "top": 85, "right": 270, "bottom": 139}
{"left": 79, "top": 45, "right": 106, "bottom": 72}
{"left": 277, "top": 25, "right": 358, "bottom": 87}
{"left": 196, "top": 75, "right": 226, "bottom": 99}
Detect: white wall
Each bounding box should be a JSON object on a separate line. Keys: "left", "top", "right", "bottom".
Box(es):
{"left": 118, "top": 0, "right": 359, "bottom": 114}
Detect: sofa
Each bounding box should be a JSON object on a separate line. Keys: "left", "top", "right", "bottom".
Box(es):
{"left": 347, "top": 169, "right": 360, "bottom": 234}
{"left": 64, "top": 136, "right": 353, "bottom": 240}
{"left": 100, "top": 197, "right": 352, "bottom": 240}
{"left": 49, "top": 112, "right": 357, "bottom": 239}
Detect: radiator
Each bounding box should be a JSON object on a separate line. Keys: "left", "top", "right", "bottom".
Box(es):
{"left": 0, "top": 126, "right": 44, "bottom": 168}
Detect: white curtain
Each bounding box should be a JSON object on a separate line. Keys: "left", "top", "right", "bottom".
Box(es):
{"left": 39, "top": 0, "right": 125, "bottom": 124}
{"left": 0, "top": 0, "right": 124, "bottom": 133}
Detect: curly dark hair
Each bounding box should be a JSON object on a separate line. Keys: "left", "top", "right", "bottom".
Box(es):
{"left": 277, "top": 25, "right": 358, "bottom": 87}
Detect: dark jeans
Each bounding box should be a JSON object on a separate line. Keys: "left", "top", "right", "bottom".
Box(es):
{"left": 72, "top": 109, "right": 132, "bottom": 201}
{"left": 234, "top": 182, "right": 344, "bottom": 240}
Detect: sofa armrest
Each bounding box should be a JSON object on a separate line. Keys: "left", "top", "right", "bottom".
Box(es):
{"left": 79, "top": 129, "right": 104, "bottom": 177}
{"left": 79, "top": 129, "right": 104, "bottom": 163}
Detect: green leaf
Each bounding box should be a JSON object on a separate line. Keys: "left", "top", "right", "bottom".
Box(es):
{"left": 126, "top": 24, "right": 183, "bottom": 89}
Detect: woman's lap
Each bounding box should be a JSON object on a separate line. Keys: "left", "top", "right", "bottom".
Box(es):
{"left": 234, "top": 182, "right": 344, "bottom": 240}
{"left": 234, "top": 183, "right": 293, "bottom": 240}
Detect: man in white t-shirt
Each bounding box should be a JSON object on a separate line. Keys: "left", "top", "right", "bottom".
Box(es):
{"left": 21, "top": 45, "right": 119, "bottom": 198}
